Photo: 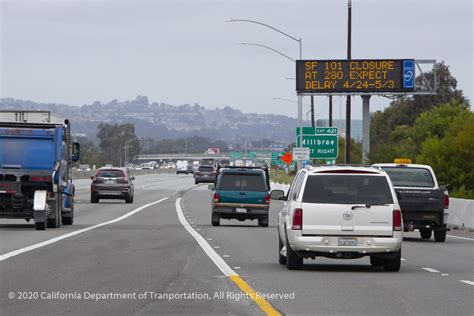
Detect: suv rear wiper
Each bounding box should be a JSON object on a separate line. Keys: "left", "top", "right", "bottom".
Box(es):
{"left": 351, "top": 203, "right": 390, "bottom": 210}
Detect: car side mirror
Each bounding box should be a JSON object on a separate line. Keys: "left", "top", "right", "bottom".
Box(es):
{"left": 208, "top": 184, "right": 215, "bottom": 190}
{"left": 270, "top": 189, "right": 285, "bottom": 200}
{"left": 396, "top": 191, "right": 402, "bottom": 201}
{"left": 130, "top": 176, "right": 135, "bottom": 181}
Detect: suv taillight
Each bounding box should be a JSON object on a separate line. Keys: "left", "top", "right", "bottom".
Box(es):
{"left": 444, "top": 193, "right": 449, "bottom": 209}
{"left": 265, "top": 194, "right": 270, "bottom": 204}
{"left": 292, "top": 208, "right": 303, "bottom": 230}
{"left": 393, "top": 209, "right": 402, "bottom": 231}
{"left": 213, "top": 193, "right": 219, "bottom": 203}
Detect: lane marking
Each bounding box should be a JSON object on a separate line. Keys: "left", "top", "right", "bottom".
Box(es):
{"left": 401, "top": 258, "right": 407, "bottom": 261}
{"left": 422, "top": 267, "right": 440, "bottom": 273}
{"left": 0, "top": 197, "right": 169, "bottom": 262}
{"left": 459, "top": 280, "right": 474, "bottom": 286}
{"left": 441, "top": 274, "right": 449, "bottom": 276}
{"left": 447, "top": 235, "right": 474, "bottom": 241}
{"left": 175, "top": 198, "right": 281, "bottom": 316}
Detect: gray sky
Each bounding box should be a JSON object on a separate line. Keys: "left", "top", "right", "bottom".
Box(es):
{"left": 1, "top": 0, "right": 472, "bottom": 119}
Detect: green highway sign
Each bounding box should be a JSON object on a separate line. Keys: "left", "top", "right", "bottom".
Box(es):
{"left": 248, "top": 152, "right": 257, "bottom": 159}
{"left": 296, "top": 127, "right": 339, "bottom": 160}
{"left": 230, "top": 152, "right": 242, "bottom": 159}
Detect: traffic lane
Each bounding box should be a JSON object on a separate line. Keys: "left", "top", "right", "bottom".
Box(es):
{"left": 0, "top": 174, "right": 194, "bottom": 254}
{"left": 181, "top": 187, "right": 474, "bottom": 315}
{"left": 0, "top": 192, "right": 260, "bottom": 315}
{"left": 401, "top": 231, "right": 474, "bottom": 283}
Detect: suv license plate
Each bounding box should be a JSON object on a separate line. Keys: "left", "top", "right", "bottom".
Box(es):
{"left": 236, "top": 208, "right": 247, "bottom": 213}
{"left": 338, "top": 238, "right": 357, "bottom": 246}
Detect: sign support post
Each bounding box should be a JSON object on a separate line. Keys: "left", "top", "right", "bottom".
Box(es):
{"left": 362, "top": 95, "right": 371, "bottom": 164}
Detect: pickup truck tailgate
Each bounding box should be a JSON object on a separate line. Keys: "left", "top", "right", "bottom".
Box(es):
{"left": 397, "top": 189, "right": 443, "bottom": 211}
{"left": 218, "top": 190, "right": 267, "bottom": 205}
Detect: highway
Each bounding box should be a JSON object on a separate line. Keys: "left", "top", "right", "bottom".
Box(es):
{"left": 1, "top": 173, "right": 473, "bottom": 315}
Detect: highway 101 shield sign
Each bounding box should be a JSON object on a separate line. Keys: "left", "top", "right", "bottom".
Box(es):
{"left": 296, "top": 127, "right": 339, "bottom": 159}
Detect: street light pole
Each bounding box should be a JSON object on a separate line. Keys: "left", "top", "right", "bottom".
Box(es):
{"left": 345, "top": 0, "right": 352, "bottom": 164}
{"left": 228, "top": 18, "right": 304, "bottom": 169}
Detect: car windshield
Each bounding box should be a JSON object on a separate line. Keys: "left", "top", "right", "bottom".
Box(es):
{"left": 96, "top": 170, "right": 124, "bottom": 178}
{"left": 302, "top": 175, "right": 393, "bottom": 204}
{"left": 381, "top": 167, "right": 434, "bottom": 187}
{"left": 218, "top": 173, "right": 267, "bottom": 192}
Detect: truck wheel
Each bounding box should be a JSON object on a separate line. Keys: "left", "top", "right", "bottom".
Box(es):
{"left": 286, "top": 241, "right": 303, "bottom": 270}
{"left": 384, "top": 250, "right": 401, "bottom": 272}
{"left": 278, "top": 235, "right": 286, "bottom": 265}
{"left": 420, "top": 229, "right": 432, "bottom": 239}
{"left": 370, "top": 256, "right": 384, "bottom": 266}
{"left": 434, "top": 230, "right": 446, "bottom": 242}
{"left": 211, "top": 211, "right": 220, "bottom": 226}
{"left": 47, "top": 197, "right": 61, "bottom": 228}
{"left": 35, "top": 221, "right": 46, "bottom": 231}
{"left": 258, "top": 216, "right": 269, "bottom": 227}
{"left": 62, "top": 215, "right": 73, "bottom": 225}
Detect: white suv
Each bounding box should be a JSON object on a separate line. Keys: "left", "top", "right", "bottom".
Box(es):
{"left": 271, "top": 165, "right": 403, "bottom": 271}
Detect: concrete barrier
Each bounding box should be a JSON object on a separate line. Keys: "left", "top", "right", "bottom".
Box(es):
{"left": 72, "top": 168, "right": 175, "bottom": 180}
{"left": 447, "top": 198, "right": 474, "bottom": 229}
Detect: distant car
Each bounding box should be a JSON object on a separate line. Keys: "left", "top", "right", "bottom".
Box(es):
{"left": 186, "top": 164, "right": 194, "bottom": 174}
{"left": 194, "top": 165, "right": 216, "bottom": 184}
{"left": 272, "top": 165, "right": 403, "bottom": 271}
{"left": 211, "top": 166, "right": 271, "bottom": 227}
{"left": 141, "top": 163, "right": 153, "bottom": 170}
{"left": 90, "top": 168, "right": 135, "bottom": 203}
{"left": 219, "top": 159, "right": 231, "bottom": 167}
{"left": 176, "top": 160, "right": 189, "bottom": 174}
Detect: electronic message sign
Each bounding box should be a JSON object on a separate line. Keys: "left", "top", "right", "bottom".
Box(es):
{"left": 296, "top": 59, "right": 415, "bottom": 94}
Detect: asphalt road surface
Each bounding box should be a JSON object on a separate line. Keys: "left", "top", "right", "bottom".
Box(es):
{"left": 1, "top": 173, "right": 473, "bottom": 315}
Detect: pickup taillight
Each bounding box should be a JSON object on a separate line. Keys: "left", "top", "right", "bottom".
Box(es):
{"left": 213, "top": 193, "right": 219, "bottom": 203}
{"left": 292, "top": 208, "right": 303, "bottom": 230}
{"left": 265, "top": 194, "right": 270, "bottom": 204}
{"left": 393, "top": 209, "right": 402, "bottom": 231}
{"left": 444, "top": 192, "right": 449, "bottom": 209}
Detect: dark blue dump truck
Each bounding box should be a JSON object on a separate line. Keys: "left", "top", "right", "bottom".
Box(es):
{"left": 0, "top": 118, "right": 80, "bottom": 230}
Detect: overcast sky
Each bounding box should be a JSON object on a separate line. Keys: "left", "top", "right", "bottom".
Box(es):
{"left": 0, "top": 0, "right": 472, "bottom": 119}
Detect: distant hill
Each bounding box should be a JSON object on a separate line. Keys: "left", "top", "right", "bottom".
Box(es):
{"left": 0, "top": 96, "right": 298, "bottom": 142}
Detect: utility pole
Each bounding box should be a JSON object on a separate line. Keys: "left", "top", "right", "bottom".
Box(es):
{"left": 345, "top": 0, "right": 352, "bottom": 164}
{"left": 329, "top": 96, "right": 333, "bottom": 127}
{"left": 310, "top": 96, "right": 315, "bottom": 128}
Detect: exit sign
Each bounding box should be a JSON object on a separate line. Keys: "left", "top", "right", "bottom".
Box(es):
{"left": 296, "top": 127, "right": 339, "bottom": 160}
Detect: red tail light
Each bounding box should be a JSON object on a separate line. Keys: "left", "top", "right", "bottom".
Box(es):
{"left": 444, "top": 193, "right": 449, "bottom": 209}
{"left": 265, "top": 194, "right": 270, "bottom": 204}
{"left": 393, "top": 209, "right": 402, "bottom": 231}
{"left": 213, "top": 193, "right": 219, "bottom": 203}
{"left": 196, "top": 171, "right": 202, "bottom": 176}
{"left": 292, "top": 208, "right": 303, "bottom": 230}
{"left": 117, "top": 178, "right": 129, "bottom": 184}
{"left": 30, "top": 175, "right": 52, "bottom": 182}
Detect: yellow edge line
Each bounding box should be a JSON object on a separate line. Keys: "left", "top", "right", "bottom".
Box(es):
{"left": 229, "top": 275, "right": 282, "bottom": 316}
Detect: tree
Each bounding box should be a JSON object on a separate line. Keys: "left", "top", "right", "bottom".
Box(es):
{"left": 417, "top": 111, "right": 474, "bottom": 198}
{"left": 96, "top": 123, "right": 140, "bottom": 166}
{"left": 370, "top": 62, "right": 468, "bottom": 162}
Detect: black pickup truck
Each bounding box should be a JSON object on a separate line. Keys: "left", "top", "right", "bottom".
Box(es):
{"left": 373, "top": 163, "right": 449, "bottom": 242}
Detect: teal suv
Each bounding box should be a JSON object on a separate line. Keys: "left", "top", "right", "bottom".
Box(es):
{"left": 210, "top": 166, "right": 271, "bottom": 227}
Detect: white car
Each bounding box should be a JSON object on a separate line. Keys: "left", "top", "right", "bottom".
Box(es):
{"left": 271, "top": 165, "right": 403, "bottom": 271}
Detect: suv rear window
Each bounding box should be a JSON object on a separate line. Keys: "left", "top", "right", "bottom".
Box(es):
{"left": 218, "top": 173, "right": 267, "bottom": 192}
{"left": 302, "top": 175, "right": 393, "bottom": 204}
{"left": 198, "top": 166, "right": 214, "bottom": 171}
{"left": 96, "top": 170, "right": 125, "bottom": 178}
{"left": 381, "top": 167, "right": 434, "bottom": 187}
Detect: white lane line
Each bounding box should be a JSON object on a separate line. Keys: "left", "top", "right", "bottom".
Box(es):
{"left": 441, "top": 274, "right": 449, "bottom": 276}
{"left": 0, "top": 197, "right": 169, "bottom": 262}
{"left": 422, "top": 267, "right": 441, "bottom": 273}
{"left": 459, "top": 280, "right": 474, "bottom": 286}
{"left": 447, "top": 235, "right": 474, "bottom": 241}
{"left": 223, "top": 255, "right": 230, "bottom": 258}
{"left": 175, "top": 198, "right": 236, "bottom": 276}
{"left": 401, "top": 258, "right": 407, "bottom": 261}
